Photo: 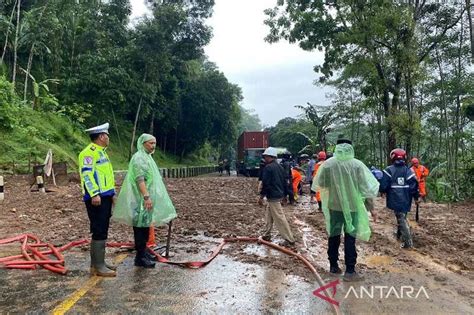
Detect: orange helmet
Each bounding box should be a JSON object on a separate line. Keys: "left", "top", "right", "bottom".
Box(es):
{"left": 390, "top": 148, "right": 406, "bottom": 162}
{"left": 411, "top": 158, "right": 419, "bottom": 165}
{"left": 318, "top": 151, "right": 327, "bottom": 160}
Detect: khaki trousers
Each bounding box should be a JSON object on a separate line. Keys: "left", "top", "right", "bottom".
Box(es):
{"left": 263, "top": 200, "right": 295, "bottom": 242}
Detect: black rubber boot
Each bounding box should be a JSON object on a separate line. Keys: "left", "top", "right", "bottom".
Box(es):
{"left": 134, "top": 252, "right": 156, "bottom": 268}
{"left": 134, "top": 227, "right": 155, "bottom": 268}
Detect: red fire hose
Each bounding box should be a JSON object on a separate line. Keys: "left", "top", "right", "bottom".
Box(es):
{"left": 0, "top": 234, "right": 340, "bottom": 314}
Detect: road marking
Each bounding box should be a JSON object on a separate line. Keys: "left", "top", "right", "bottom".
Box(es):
{"left": 51, "top": 253, "right": 128, "bottom": 315}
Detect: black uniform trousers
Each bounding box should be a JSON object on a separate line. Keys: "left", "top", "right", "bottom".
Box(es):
{"left": 327, "top": 210, "right": 357, "bottom": 273}
{"left": 85, "top": 196, "right": 113, "bottom": 241}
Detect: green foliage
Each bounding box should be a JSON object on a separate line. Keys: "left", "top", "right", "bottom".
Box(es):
{"left": 238, "top": 106, "right": 263, "bottom": 133}
{"left": 267, "top": 117, "right": 316, "bottom": 156}
{"left": 265, "top": 0, "right": 473, "bottom": 200}
{"left": 0, "top": 0, "right": 249, "bottom": 166}
{"left": 0, "top": 75, "right": 19, "bottom": 129}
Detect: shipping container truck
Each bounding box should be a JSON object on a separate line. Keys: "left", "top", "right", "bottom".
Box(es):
{"left": 237, "top": 131, "right": 269, "bottom": 177}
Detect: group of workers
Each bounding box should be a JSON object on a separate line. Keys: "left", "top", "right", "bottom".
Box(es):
{"left": 78, "top": 121, "right": 430, "bottom": 282}
{"left": 257, "top": 140, "right": 429, "bottom": 281}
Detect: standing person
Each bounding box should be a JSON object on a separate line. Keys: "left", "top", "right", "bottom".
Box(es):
{"left": 291, "top": 166, "right": 303, "bottom": 203}
{"left": 380, "top": 149, "right": 419, "bottom": 249}
{"left": 218, "top": 160, "right": 224, "bottom": 175}
{"left": 310, "top": 151, "right": 327, "bottom": 209}
{"left": 312, "top": 139, "right": 379, "bottom": 281}
{"left": 258, "top": 147, "right": 296, "bottom": 246}
{"left": 78, "top": 123, "right": 116, "bottom": 277}
{"left": 306, "top": 153, "right": 316, "bottom": 185}
{"left": 410, "top": 158, "right": 429, "bottom": 201}
{"left": 280, "top": 152, "right": 295, "bottom": 205}
{"left": 113, "top": 134, "right": 177, "bottom": 268}
{"left": 224, "top": 159, "right": 231, "bottom": 176}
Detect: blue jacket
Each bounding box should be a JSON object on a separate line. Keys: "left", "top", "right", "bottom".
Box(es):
{"left": 379, "top": 161, "right": 419, "bottom": 213}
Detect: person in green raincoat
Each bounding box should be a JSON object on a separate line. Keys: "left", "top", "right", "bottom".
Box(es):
{"left": 312, "top": 139, "right": 379, "bottom": 281}
{"left": 113, "top": 134, "right": 177, "bottom": 268}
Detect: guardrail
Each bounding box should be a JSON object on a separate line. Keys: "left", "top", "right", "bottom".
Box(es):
{"left": 158, "top": 165, "right": 218, "bottom": 178}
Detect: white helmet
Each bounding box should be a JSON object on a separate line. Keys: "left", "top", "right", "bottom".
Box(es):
{"left": 262, "top": 147, "right": 278, "bottom": 158}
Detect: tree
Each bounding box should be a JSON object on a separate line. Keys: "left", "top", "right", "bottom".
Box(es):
{"left": 237, "top": 106, "right": 262, "bottom": 134}
{"left": 265, "top": 0, "right": 468, "bottom": 162}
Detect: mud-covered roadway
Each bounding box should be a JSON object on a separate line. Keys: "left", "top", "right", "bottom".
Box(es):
{"left": 0, "top": 174, "right": 472, "bottom": 314}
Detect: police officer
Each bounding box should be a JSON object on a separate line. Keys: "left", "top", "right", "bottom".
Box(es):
{"left": 78, "top": 123, "right": 116, "bottom": 277}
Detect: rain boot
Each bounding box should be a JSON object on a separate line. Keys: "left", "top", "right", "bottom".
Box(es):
{"left": 90, "top": 240, "right": 116, "bottom": 277}
{"left": 135, "top": 251, "right": 156, "bottom": 268}
{"left": 134, "top": 227, "right": 155, "bottom": 268}
{"left": 90, "top": 243, "right": 117, "bottom": 272}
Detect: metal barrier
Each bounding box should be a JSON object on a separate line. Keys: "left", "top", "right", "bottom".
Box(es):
{"left": 158, "top": 165, "right": 218, "bottom": 178}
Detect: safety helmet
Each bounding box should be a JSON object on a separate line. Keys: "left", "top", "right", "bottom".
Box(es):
{"left": 299, "top": 153, "right": 309, "bottom": 159}
{"left": 318, "top": 151, "right": 327, "bottom": 160}
{"left": 262, "top": 147, "right": 278, "bottom": 158}
{"left": 390, "top": 148, "right": 406, "bottom": 162}
{"left": 411, "top": 158, "right": 419, "bottom": 165}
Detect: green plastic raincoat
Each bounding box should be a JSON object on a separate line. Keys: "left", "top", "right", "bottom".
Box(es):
{"left": 112, "top": 134, "right": 177, "bottom": 227}
{"left": 312, "top": 143, "right": 379, "bottom": 241}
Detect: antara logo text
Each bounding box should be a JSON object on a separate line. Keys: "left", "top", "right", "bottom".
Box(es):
{"left": 313, "top": 280, "right": 430, "bottom": 306}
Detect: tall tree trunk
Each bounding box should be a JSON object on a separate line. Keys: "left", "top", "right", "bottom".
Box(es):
{"left": 23, "top": 0, "right": 50, "bottom": 102}
{"left": 350, "top": 89, "right": 355, "bottom": 140}
{"left": 129, "top": 97, "right": 143, "bottom": 160}
{"left": 370, "top": 115, "right": 377, "bottom": 166}
{"left": 405, "top": 72, "right": 413, "bottom": 158}
{"left": 174, "top": 128, "right": 178, "bottom": 156}
{"left": 129, "top": 71, "right": 148, "bottom": 159}
{"left": 24, "top": 42, "right": 35, "bottom": 102}
{"left": 377, "top": 104, "right": 384, "bottom": 167}
{"left": 435, "top": 49, "right": 451, "bottom": 183}
{"left": 149, "top": 110, "right": 155, "bottom": 134}
{"left": 0, "top": 0, "right": 18, "bottom": 65}
{"left": 466, "top": 0, "right": 474, "bottom": 60}
{"left": 453, "top": 16, "right": 465, "bottom": 198}
{"left": 111, "top": 108, "right": 123, "bottom": 151}
{"left": 12, "top": 0, "right": 21, "bottom": 87}
{"left": 387, "top": 72, "right": 402, "bottom": 162}
{"left": 383, "top": 88, "right": 396, "bottom": 164}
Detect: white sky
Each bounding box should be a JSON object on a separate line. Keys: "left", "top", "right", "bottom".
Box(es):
{"left": 130, "top": 0, "right": 330, "bottom": 127}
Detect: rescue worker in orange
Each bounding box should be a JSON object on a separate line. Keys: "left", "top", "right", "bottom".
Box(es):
{"left": 291, "top": 166, "right": 303, "bottom": 202}
{"left": 310, "top": 151, "right": 326, "bottom": 210}
{"left": 411, "top": 158, "right": 429, "bottom": 201}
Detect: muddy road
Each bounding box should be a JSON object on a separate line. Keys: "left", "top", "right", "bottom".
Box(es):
{"left": 0, "top": 174, "right": 472, "bottom": 314}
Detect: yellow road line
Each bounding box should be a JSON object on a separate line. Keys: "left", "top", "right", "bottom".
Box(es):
{"left": 51, "top": 253, "right": 128, "bottom": 315}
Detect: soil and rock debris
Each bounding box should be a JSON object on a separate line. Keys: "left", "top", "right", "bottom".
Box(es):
{"left": 0, "top": 174, "right": 472, "bottom": 311}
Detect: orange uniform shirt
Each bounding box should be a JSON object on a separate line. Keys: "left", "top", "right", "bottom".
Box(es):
{"left": 291, "top": 168, "right": 302, "bottom": 194}
{"left": 411, "top": 165, "right": 429, "bottom": 197}
{"left": 312, "top": 161, "right": 324, "bottom": 201}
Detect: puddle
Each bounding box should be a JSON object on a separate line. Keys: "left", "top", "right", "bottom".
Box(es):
{"left": 365, "top": 255, "right": 394, "bottom": 267}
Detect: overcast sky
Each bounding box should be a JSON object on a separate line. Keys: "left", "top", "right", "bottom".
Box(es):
{"left": 130, "top": 0, "right": 330, "bottom": 127}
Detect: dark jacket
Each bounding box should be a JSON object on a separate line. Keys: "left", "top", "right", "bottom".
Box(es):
{"left": 379, "top": 161, "right": 419, "bottom": 213}
{"left": 258, "top": 158, "right": 266, "bottom": 181}
{"left": 260, "top": 160, "right": 287, "bottom": 200}
{"left": 280, "top": 159, "right": 293, "bottom": 183}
